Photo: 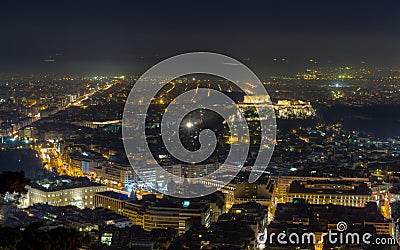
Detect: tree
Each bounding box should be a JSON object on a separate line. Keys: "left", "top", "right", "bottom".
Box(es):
{"left": 0, "top": 171, "right": 30, "bottom": 195}
{"left": 0, "top": 226, "right": 22, "bottom": 250}
{"left": 0, "top": 222, "right": 89, "bottom": 250}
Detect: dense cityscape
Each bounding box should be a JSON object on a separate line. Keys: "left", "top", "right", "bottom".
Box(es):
{"left": 0, "top": 65, "right": 400, "bottom": 249}
{"left": 2, "top": 1, "right": 400, "bottom": 250}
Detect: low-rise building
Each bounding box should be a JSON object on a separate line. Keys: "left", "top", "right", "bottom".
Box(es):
{"left": 27, "top": 176, "right": 107, "bottom": 209}
{"left": 94, "top": 192, "right": 212, "bottom": 235}
{"left": 94, "top": 161, "right": 136, "bottom": 188}
{"left": 286, "top": 180, "right": 374, "bottom": 207}
{"left": 172, "top": 163, "right": 220, "bottom": 179}
{"left": 123, "top": 196, "right": 210, "bottom": 235}
{"left": 269, "top": 200, "right": 393, "bottom": 249}
{"left": 275, "top": 176, "right": 370, "bottom": 202}
{"left": 93, "top": 191, "right": 132, "bottom": 215}
{"left": 68, "top": 150, "right": 105, "bottom": 177}
{"left": 233, "top": 183, "right": 272, "bottom": 207}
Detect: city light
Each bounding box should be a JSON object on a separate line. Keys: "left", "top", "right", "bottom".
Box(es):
{"left": 186, "top": 122, "right": 194, "bottom": 128}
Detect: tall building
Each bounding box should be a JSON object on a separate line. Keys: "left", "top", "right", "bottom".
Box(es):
{"left": 27, "top": 176, "right": 107, "bottom": 209}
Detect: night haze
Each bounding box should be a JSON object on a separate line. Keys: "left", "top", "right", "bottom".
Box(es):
{"left": 1, "top": 0, "right": 400, "bottom": 76}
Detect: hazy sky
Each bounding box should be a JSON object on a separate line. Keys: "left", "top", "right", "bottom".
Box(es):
{"left": 1, "top": 0, "right": 400, "bottom": 76}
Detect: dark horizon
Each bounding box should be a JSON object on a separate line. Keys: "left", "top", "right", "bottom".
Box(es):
{"left": 1, "top": 0, "right": 400, "bottom": 76}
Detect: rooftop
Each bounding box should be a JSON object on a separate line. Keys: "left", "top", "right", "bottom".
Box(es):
{"left": 273, "top": 200, "right": 387, "bottom": 228}
{"left": 96, "top": 191, "right": 131, "bottom": 201}
{"left": 69, "top": 150, "right": 105, "bottom": 161}
{"left": 288, "top": 180, "right": 372, "bottom": 195}
{"left": 30, "top": 176, "right": 105, "bottom": 192}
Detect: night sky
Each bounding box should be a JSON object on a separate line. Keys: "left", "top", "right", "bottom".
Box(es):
{"left": 1, "top": 0, "right": 400, "bottom": 76}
